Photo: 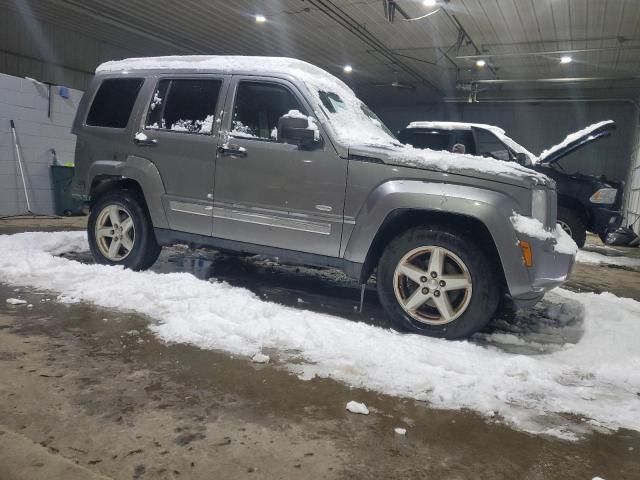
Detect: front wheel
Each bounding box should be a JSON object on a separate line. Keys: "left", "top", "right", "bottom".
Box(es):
{"left": 88, "top": 190, "right": 161, "bottom": 271}
{"left": 376, "top": 226, "right": 500, "bottom": 339}
{"left": 557, "top": 207, "right": 586, "bottom": 249}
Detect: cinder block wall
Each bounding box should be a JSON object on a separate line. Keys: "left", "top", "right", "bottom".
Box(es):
{"left": 0, "top": 73, "right": 83, "bottom": 215}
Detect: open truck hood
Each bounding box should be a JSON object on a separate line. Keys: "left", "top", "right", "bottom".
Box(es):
{"left": 538, "top": 120, "right": 615, "bottom": 165}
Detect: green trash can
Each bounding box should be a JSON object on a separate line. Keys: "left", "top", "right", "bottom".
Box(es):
{"left": 50, "top": 165, "right": 83, "bottom": 216}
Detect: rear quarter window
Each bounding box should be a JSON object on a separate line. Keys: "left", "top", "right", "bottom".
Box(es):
{"left": 86, "top": 78, "right": 144, "bottom": 128}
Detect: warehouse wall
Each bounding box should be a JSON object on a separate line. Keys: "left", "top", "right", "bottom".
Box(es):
{"left": 0, "top": 73, "right": 82, "bottom": 215}
{"left": 377, "top": 100, "right": 638, "bottom": 182}
{"left": 624, "top": 103, "right": 640, "bottom": 234}
{"left": 0, "top": 0, "right": 172, "bottom": 91}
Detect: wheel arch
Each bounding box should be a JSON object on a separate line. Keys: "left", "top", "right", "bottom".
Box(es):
{"left": 86, "top": 156, "right": 168, "bottom": 228}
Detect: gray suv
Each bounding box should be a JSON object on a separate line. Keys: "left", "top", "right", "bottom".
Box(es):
{"left": 71, "top": 56, "right": 576, "bottom": 339}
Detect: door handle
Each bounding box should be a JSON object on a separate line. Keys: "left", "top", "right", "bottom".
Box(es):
{"left": 218, "top": 143, "right": 247, "bottom": 157}
{"left": 134, "top": 137, "right": 157, "bottom": 146}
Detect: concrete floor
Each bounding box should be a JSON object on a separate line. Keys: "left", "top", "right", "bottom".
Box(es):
{"left": 1, "top": 216, "right": 639, "bottom": 480}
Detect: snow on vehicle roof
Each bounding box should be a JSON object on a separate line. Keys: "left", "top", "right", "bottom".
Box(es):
{"left": 538, "top": 120, "right": 614, "bottom": 163}
{"left": 96, "top": 55, "right": 350, "bottom": 91}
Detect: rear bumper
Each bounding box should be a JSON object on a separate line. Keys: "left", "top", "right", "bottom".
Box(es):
{"left": 509, "top": 234, "right": 575, "bottom": 309}
{"left": 591, "top": 206, "right": 623, "bottom": 235}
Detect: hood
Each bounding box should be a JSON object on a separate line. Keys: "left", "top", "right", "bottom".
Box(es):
{"left": 538, "top": 120, "right": 615, "bottom": 165}
{"left": 348, "top": 143, "right": 553, "bottom": 188}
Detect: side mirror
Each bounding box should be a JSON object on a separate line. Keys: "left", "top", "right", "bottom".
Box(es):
{"left": 277, "top": 115, "right": 320, "bottom": 149}
{"left": 515, "top": 152, "right": 532, "bottom": 167}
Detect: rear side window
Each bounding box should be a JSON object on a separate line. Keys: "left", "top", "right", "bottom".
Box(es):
{"left": 86, "top": 78, "right": 143, "bottom": 128}
{"left": 400, "top": 130, "right": 451, "bottom": 151}
{"left": 146, "top": 79, "right": 222, "bottom": 134}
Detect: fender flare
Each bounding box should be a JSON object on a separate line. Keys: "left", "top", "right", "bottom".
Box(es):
{"left": 86, "top": 156, "right": 169, "bottom": 229}
{"left": 342, "top": 180, "right": 533, "bottom": 297}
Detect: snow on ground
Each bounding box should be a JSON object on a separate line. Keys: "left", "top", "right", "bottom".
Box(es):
{"left": 576, "top": 249, "right": 640, "bottom": 269}
{"left": 1, "top": 231, "right": 639, "bottom": 440}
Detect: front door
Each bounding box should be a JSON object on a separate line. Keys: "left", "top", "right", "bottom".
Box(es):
{"left": 212, "top": 76, "right": 347, "bottom": 257}
{"left": 134, "top": 75, "right": 229, "bottom": 236}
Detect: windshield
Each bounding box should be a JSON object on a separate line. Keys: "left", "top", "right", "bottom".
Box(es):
{"left": 316, "top": 90, "right": 398, "bottom": 146}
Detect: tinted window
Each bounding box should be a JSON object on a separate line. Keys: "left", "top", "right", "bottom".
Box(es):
{"left": 87, "top": 78, "right": 143, "bottom": 128}
{"left": 473, "top": 128, "right": 511, "bottom": 161}
{"left": 146, "top": 79, "right": 222, "bottom": 134}
{"left": 401, "top": 130, "right": 451, "bottom": 151}
{"left": 231, "top": 82, "right": 304, "bottom": 141}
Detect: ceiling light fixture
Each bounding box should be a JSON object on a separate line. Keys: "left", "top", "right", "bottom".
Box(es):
{"left": 476, "top": 59, "right": 486, "bottom": 67}
{"left": 343, "top": 65, "right": 353, "bottom": 73}
{"left": 255, "top": 14, "right": 266, "bottom": 23}
{"left": 560, "top": 55, "right": 573, "bottom": 64}
{"left": 423, "top": 0, "right": 437, "bottom": 6}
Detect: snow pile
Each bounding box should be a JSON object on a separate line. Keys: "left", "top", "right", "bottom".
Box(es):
{"left": 510, "top": 214, "right": 578, "bottom": 255}
{"left": 251, "top": 353, "right": 270, "bottom": 364}
{"left": 346, "top": 401, "right": 369, "bottom": 415}
{"left": 170, "top": 115, "right": 214, "bottom": 134}
{"left": 1, "top": 232, "right": 639, "bottom": 439}
{"left": 538, "top": 120, "right": 614, "bottom": 163}
{"left": 134, "top": 132, "right": 148, "bottom": 141}
{"left": 394, "top": 427, "right": 407, "bottom": 435}
{"left": 577, "top": 250, "right": 640, "bottom": 269}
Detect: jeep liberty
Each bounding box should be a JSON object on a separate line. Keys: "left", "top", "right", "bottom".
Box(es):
{"left": 71, "top": 56, "right": 576, "bottom": 339}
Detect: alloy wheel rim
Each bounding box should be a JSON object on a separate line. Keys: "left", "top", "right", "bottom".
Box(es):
{"left": 558, "top": 220, "right": 572, "bottom": 237}
{"left": 95, "top": 204, "right": 135, "bottom": 261}
{"left": 393, "top": 246, "right": 473, "bottom": 325}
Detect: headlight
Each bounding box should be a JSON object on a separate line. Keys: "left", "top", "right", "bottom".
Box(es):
{"left": 590, "top": 188, "right": 617, "bottom": 205}
{"left": 531, "top": 189, "right": 547, "bottom": 224}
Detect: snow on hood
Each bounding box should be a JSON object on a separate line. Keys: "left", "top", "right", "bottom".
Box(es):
{"left": 538, "top": 120, "right": 615, "bottom": 163}
{"left": 355, "top": 143, "right": 550, "bottom": 185}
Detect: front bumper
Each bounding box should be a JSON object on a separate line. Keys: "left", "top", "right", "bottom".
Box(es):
{"left": 591, "top": 206, "right": 623, "bottom": 236}
{"left": 510, "top": 235, "right": 576, "bottom": 309}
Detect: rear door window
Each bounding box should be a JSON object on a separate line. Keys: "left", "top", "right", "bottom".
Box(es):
{"left": 86, "top": 78, "right": 144, "bottom": 128}
{"left": 231, "top": 81, "right": 305, "bottom": 141}
{"left": 146, "top": 79, "right": 222, "bottom": 134}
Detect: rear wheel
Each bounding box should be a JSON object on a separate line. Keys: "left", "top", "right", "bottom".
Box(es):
{"left": 376, "top": 226, "right": 500, "bottom": 339}
{"left": 557, "top": 207, "right": 586, "bottom": 248}
{"left": 88, "top": 190, "right": 161, "bottom": 270}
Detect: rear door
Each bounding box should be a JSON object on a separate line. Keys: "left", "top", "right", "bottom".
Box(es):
{"left": 135, "top": 75, "right": 229, "bottom": 236}
{"left": 212, "top": 76, "right": 347, "bottom": 257}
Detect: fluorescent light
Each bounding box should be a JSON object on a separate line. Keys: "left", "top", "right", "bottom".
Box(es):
{"left": 560, "top": 55, "right": 573, "bottom": 64}
{"left": 343, "top": 64, "right": 353, "bottom": 73}
{"left": 476, "top": 59, "right": 486, "bottom": 67}
{"left": 255, "top": 14, "right": 266, "bottom": 23}
{"left": 423, "top": 0, "right": 437, "bottom": 6}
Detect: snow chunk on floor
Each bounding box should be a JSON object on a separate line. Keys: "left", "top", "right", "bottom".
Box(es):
{"left": 251, "top": 353, "right": 270, "bottom": 364}
{"left": 6, "top": 298, "right": 27, "bottom": 305}
{"left": 346, "top": 401, "right": 369, "bottom": 415}
{"left": 0, "top": 231, "right": 639, "bottom": 440}
{"left": 577, "top": 250, "right": 640, "bottom": 269}
{"left": 394, "top": 427, "right": 407, "bottom": 435}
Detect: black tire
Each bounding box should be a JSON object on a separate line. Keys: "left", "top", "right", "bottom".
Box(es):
{"left": 88, "top": 190, "right": 161, "bottom": 271}
{"left": 376, "top": 226, "right": 500, "bottom": 339}
{"left": 557, "top": 207, "right": 586, "bottom": 249}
